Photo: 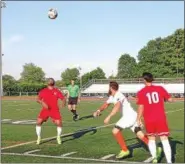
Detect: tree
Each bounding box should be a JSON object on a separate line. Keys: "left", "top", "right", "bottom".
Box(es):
{"left": 20, "top": 63, "right": 45, "bottom": 83}
{"left": 90, "top": 67, "right": 106, "bottom": 79}
{"left": 2, "top": 74, "right": 18, "bottom": 92}
{"left": 117, "top": 54, "right": 137, "bottom": 78}
{"left": 81, "top": 72, "right": 91, "bottom": 86}
{"left": 61, "top": 68, "right": 80, "bottom": 86}
{"left": 137, "top": 29, "right": 184, "bottom": 77}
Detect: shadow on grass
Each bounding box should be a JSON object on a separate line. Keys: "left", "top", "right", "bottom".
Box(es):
{"left": 40, "top": 127, "right": 97, "bottom": 145}
{"left": 157, "top": 137, "right": 183, "bottom": 163}
{"left": 78, "top": 114, "right": 95, "bottom": 121}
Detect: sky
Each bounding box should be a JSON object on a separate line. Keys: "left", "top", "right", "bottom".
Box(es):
{"left": 2, "top": 1, "right": 184, "bottom": 80}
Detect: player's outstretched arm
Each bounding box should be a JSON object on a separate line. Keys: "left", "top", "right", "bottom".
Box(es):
{"left": 93, "top": 102, "right": 110, "bottom": 117}
{"left": 104, "top": 102, "right": 120, "bottom": 124}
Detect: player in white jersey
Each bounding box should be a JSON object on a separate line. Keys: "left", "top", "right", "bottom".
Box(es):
{"left": 93, "top": 81, "right": 149, "bottom": 159}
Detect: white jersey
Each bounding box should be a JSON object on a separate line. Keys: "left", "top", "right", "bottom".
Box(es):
{"left": 106, "top": 91, "right": 136, "bottom": 118}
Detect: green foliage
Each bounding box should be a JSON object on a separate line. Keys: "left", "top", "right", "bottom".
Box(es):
{"left": 20, "top": 63, "right": 45, "bottom": 83}
{"left": 2, "top": 75, "right": 18, "bottom": 92}
{"left": 137, "top": 29, "right": 184, "bottom": 77}
{"left": 61, "top": 68, "right": 80, "bottom": 86}
{"left": 117, "top": 54, "right": 137, "bottom": 78}
{"left": 81, "top": 67, "right": 106, "bottom": 85}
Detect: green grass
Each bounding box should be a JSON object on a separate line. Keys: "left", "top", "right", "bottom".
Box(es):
{"left": 1, "top": 100, "right": 184, "bottom": 163}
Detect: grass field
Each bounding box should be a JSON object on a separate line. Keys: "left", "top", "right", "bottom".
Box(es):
{"left": 1, "top": 99, "right": 184, "bottom": 163}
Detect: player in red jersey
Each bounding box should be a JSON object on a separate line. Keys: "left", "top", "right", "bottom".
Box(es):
{"left": 136, "top": 72, "right": 173, "bottom": 163}
{"left": 36, "top": 78, "right": 66, "bottom": 145}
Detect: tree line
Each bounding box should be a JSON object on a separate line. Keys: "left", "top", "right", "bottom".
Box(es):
{"left": 3, "top": 29, "right": 184, "bottom": 92}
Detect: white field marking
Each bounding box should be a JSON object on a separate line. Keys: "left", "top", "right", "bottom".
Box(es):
{"left": 1, "top": 119, "right": 11, "bottom": 122}
{"left": 143, "top": 157, "right": 153, "bottom": 163}
{"left": 61, "top": 152, "right": 77, "bottom": 157}
{"left": 165, "top": 108, "right": 184, "bottom": 114}
{"left": 24, "top": 149, "right": 41, "bottom": 155}
{"left": 100, "top": 154, "right": 115, "bottom": 160}
{"left": 12, "top": 120, "right": 37, "bottom": 124}
{"left": 1, "top": 123, "right": 115, "bottom": 150}
{"left": 143, "top": 108, "right": 184, "bottom": 163}
{"left": 2, "top": 103, "right": 32, "bottom": 107}
{"left": 1, "top": 152, "right": 130, "bottom": 163}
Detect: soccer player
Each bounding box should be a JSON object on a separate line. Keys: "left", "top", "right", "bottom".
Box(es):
{"left": 36, "top": 78, "right": 66, "bottom": 145}
{"left": 93, "top": 81, "right": 149, "bottom": 159}
{"left": 66, "top": 79, "right": 80, "bottom": 121}
{"left": 136, "top": 72, "right": 172, "bottom": 163}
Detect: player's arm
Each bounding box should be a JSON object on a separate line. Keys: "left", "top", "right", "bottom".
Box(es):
{"left": 136, "top": 92, "right": 144, "bottom": 126}
{"left": 58, "top": 91, "right": 66, "bottom": 108}
{"left": 93, "top": 102, "right": 110, "bottom": 117}
{"left": 36, "top": 94, "right": 48, "bottom": 109}
{"left": 136, "top": 104, "right": 144, "bottom": 126}
{"left": 161, "top": 87, "right": 174, "bottom": 102}
{"left": 104, "top": 102, "right": 121, "bottom": 124}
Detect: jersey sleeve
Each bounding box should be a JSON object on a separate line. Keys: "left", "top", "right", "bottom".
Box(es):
{"left": 106, "top": 96, "right": 113, "bottom": 104}
{"left": 160, "top": 87, "right": 171, "bottom": 100}
{"left": 136, "top": 92, "right": 145, "bottom": 105}
{"left": 57, "top": 90, "right": 65, "bottom": 100}
{"left": 114, "top": 93, "right": 125, "bottom": 104}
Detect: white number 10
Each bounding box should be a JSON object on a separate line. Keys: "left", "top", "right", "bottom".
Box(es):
{"left": 146, "top": 92, "right": 159, "bottom": 104}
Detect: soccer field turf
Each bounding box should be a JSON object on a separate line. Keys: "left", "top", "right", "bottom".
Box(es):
{"left": 1, "top": 99, "right": 184, "bottom": 163}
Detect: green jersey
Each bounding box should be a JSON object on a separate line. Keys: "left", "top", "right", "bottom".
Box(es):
{"left": 67, "top": 85, "right": 80, "bottom": 98}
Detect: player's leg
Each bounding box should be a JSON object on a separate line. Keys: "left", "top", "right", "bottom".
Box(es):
{"left": 36, "top": 109, "right": 49, "bottom": 144}
{"left": 113, "top": 117, "right": 130, "bottom": 159}
{"left": 144, "top": 121, "right": 161, "bottom": 163}
{"left": 158, "top": 120, "right": 172, "bottom": 163}
{"left": 51, "top": 111, "right": 63, "bottom": 144}
{"left": 130, "top": 125, "right": 149, "bottom": 145}
{"left": 71, "top": 98, "right": 79, "bottom": 120}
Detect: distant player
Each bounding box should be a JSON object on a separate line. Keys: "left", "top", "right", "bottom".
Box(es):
{"left": 66, "top": 79, "right": 80, "bottom": 121}
{"left": 136, "top": 72, "right": 172, "bottom": 163}
{"left": 36, "top": 78, "right": 66, "bottom": 145}
{"left": 93, "top": 81, "right": 149, "bottom": 159}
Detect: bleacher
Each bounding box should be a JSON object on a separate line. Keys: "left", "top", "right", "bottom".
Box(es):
{"left": 81, "top": 78, "right": 184, "bottom": 94}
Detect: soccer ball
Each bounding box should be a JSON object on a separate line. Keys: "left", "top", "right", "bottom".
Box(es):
{"left": 48, "top": 8, "right": 58, "bottom": 19}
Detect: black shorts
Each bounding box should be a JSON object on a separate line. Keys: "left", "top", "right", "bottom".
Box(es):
{"left": 68, "top": 97, "right": 78, "bottom": 105}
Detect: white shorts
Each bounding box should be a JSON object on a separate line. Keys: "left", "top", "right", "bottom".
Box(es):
{"left": 115, "top": 115, "right": 138, "bottom": 132}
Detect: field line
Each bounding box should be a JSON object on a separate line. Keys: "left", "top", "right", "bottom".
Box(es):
{"left": 24, "top": 149, "right": 41, "bottom": 155}
{"left": 166, "top": 108, "right": 184, "bottom": 114}
{"left": 1, "top": 123, "right": 115, "bottom": 150}
{"left": 1, "top": 152, "right": 134, "bottom": 163}
{"left": 2, "top": 108, "right": 183, "bottom": 151}
{"left": 61, "top": 152, "right": 77, "bottom": 157}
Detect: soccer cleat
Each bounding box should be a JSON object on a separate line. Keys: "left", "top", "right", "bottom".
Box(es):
{"left": 57, "top": 136, "right": 62, "bottom": 145}
{"left": 156, "top": 146, "right": 162, "bottom": 160}
{"left": 116, "top": 150, "right": 130, "bottom": 159}
{"left": 73, "top": 114, "right": 79, "bottom": 121}
{"left": 152, "top": 158, "right": 158, "bottom": 163}
{"left": 36, "top": 136, "right": 41, "bottom": 145}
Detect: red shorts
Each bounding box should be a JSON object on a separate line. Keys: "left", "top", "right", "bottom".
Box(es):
{"left": 38, "top": 109, "right": 62, "bottom": 122}
{"left": 145, "top": 119, "right": 169, "bottom": 136}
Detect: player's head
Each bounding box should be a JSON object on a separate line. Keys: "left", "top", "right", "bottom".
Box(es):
{"left": 71, "top": 79, "right": 75, "bottom": 85}
{"left": 142, "top": 72, "right": 154, "bottom": 85}
{"left": 47, "top": 78, "right": 55, "bottom": 87}
{"left": 109, "top": 81, "right": 119, "bottom": 96}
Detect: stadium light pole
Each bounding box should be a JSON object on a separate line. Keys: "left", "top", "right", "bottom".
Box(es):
{"left": 78, "top": 66, "right": 82, "bottom": 89}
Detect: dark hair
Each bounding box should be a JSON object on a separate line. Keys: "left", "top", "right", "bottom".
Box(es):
{"left": 142, "top": 72, "right": 154, "bottom": 82}
{"left": 109, "top": 81, "right": 119, "bottom": 91}
{"left": 48, "top": 77, "right": 55, "bottom": 85}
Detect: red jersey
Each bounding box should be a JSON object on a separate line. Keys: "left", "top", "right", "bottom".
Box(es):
{"left": 38, "top": 87, "right": 65, "bottom": 110}
{"left": 137, "top": 85, "right": 171, "bottom": 122}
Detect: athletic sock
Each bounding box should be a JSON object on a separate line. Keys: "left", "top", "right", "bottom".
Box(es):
{"left": 57, "top": 127, "right": 62, "bottom": 137}
{"left": 71, "top": 109, "right": 77, "bottom": 116}
{"left": 141, "top": 135, "right": 149, "bottom": 145}
{"left": 113, "top": 131, "right": 128, "bottom": 151}
{"left": 148, "top": 140, "right": 157, "bottom": 159}
{"left": 161, "top": 139, "right": 172, "bottom": 163}
{"left": 36, "top": 125, "right": 41, "bottom": 137}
